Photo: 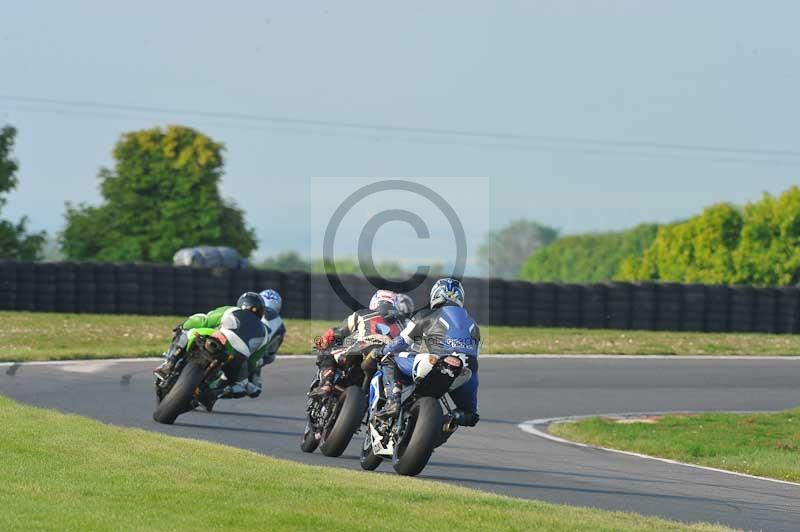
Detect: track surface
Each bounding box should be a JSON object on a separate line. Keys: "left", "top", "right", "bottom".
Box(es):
{"left": 3, "top": 357, "right": 800, "bottom": 530}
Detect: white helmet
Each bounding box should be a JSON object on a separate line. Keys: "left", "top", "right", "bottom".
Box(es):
{"left": 369, "top": 289, "right": 397, "bottom": 310}
{"left": 429, "top": 278, "right": 464, "bottom": 309}
{"left": 259, "top": 289, "right": 282, "bottom": 320}
{"left": 395, "top": 293, "right": 415, "bottom": 318}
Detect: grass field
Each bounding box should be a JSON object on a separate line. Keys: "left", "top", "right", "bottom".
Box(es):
{"left": 2, "top": 311, "right": 800, "bottom": 362}
{"left": 549, "top": 410, "right": 800, "bottom": 483}
{"left": 0, "top": 395, "right": 730, "bottom": 532}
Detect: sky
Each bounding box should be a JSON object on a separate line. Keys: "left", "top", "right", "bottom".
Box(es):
{"left": 1, "top": 1, "right": 799, "bottom": 273}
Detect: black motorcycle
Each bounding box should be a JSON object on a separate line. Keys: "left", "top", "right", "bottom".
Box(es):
{"left": 300, "top": 335, "right": 391, "bottom": 457}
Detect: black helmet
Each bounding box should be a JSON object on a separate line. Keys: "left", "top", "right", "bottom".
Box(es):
{"left": 375, "top": 300, "right": 399, "bottom": 323}
{"left": 237, "top": 291, "right": 265, "bottom": 318}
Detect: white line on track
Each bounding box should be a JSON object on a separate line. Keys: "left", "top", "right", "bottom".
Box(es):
{"left": 2, "top": 354, "right": 800, "bottom": 367}
{"left": 518, "top": 413, "right": 800, "bottom": 488}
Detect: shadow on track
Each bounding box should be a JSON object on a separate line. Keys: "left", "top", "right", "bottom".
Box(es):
{"left": 175, "top": 422, "right": 299, "bottom": 438}
{"left": 212, "top": 411, "right": 306, "bottom": 422}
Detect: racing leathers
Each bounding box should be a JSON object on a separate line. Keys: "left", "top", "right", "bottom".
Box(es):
{"left": 313, "top": 308, "right": 401, "bottom": 395}
{"left": 380, "top": 302, "right": 481, "bottom": 426}
{"left": 248, "top": 313, "right": 285, "bottom": 392}
{"left": 161, "top": 306, "right": 271, "bottom": 399}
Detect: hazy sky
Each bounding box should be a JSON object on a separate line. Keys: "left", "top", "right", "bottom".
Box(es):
{"left": 2, "top": 1, "right": 799, "bottom": 269}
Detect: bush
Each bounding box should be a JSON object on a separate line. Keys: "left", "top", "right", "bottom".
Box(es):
{"left": 519, "top": 223, "right": 659, "bottom": 283}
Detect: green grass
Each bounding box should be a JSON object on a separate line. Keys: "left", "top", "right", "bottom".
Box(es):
{"left": 0, "top": 395, "right": 730, "bottom": 532}
{"left": 2, "top": 311, "right": 800, "bottom": 362}
{"left": 550, "top": 410, "right": 800, "bottom": 483}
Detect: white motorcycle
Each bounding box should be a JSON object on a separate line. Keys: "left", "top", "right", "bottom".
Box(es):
{"left": 360, "top": 351, "right": 472, "bottom": 476}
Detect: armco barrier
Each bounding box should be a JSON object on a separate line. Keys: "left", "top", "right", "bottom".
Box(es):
{"left": 0, "top": 261, "right": 798, "bottom": 333}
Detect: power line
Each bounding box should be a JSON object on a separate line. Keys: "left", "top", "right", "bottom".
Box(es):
{"left": 3, "top": 94, "right": 800, "bottom": 160}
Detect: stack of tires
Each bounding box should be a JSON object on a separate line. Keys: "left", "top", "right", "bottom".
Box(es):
{"left": 581, "top": 284, "right": 607, "bottom": 329}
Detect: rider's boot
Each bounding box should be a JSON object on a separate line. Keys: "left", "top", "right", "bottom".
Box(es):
{"left": 376, "top": 384, "right": 402, "bottom": 419}
{"left": 246, "top": 371, "right": 263, "bottom": 398}
{"left": 220, "top": 379, "right": 249, "bottom": 398}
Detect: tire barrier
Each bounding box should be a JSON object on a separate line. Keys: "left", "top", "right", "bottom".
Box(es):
{"left": 0, "top": 260, "right": 798, "bottom": 333}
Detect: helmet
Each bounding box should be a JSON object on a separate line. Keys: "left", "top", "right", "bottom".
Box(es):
{"left": 369, "top": 290, "right": 397, "bottom": 311}
{"left": 369, "top": 289, "right": 399, "bottom": 321}
{"left": 237, "top": 291, "right": 265, "bottom": 318}
{"left": 395, "top": 293, "right": 415, "bottom": 318}
{"left": 429, "top": 278, "right": 464, "bottom": 309}
{"left": 259, "top": 289, "right": 282, "bottom": 320}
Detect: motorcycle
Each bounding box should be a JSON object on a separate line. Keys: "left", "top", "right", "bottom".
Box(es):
{"left": 301, "top": 335, "right": 391, "bottom": 457}
{"left": 360, "top": 351, "right": 472, "bottom": 476}
{"left": 153, "top": 309, "right": 266, "bottom": 425}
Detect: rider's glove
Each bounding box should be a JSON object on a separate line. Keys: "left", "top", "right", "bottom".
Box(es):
{"left": 315, "top": 329, "right": 336, "bottom": 351}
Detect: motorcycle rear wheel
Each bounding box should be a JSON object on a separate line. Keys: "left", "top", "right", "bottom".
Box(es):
{"left": 153, "top": 362, "right": 205, "bottom": 425}
{"left": 320, "top": 385, "right": 367, "bottom": 457}
{"left": 392, "top": 396, "right": 443, "bottom": 476}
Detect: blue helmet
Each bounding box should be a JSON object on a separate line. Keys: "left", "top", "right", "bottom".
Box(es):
{"left": 429, "top": 278, "right": 464, "bottom": 309}
{"left": 259, "top": 289, "right": 282, "bottom": 320}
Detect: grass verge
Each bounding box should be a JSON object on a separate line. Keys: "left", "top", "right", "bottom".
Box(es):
{"left": 549, "top": 410, "right": 800, "bottom": 483}
{"left": 0, "top": 395, "right": 730, "bottom": 531}
{"left": 2, "top": 311, "right": 800, "bottom": 362}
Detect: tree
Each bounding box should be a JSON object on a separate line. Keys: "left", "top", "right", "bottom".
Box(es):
{"left": 618, "top": 205, "right": 741, "bottom": 284}
{"left": 258, "top": 251, "right": 311, "bottom": 272}
{"left": 0, "top": 125, "right": 46, "bottom": 260}
{"left": 311, "top": 257, "right": 405, "bottom": 278}
{"left": 478, "top": 219, "right": 558, "bottom": 278}
{"left": 733, "top": 187, "right": 800, "bottom": 285}
{"left": 60, "top": 125, "right": 257, "bottom": 262}
{"left": 519, "top": 223, "right": 659, "bottom": 283}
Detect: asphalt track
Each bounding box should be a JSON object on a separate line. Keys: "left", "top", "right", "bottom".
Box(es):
{"left": 2, "top": 356, "right": 800, "bottom": 531}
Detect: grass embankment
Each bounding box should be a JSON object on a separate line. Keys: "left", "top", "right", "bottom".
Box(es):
{"left": 0, "top": 396, "right": 730, "bottom": 532}
{"left": 2, "top": 311, "right": 800, "bottom": 362}
{"left": 550, "top": 410, "right": 800, "bottom": 483}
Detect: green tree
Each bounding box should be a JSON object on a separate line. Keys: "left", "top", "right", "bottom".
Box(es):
{"left": 60, "top": 125, "right": 257, "bottom": 262}
{"left": 0, "top": 125, "right": 46, "bottom": 260}
{"left": 258, "top": 251, "right": 311, "bottom": 272}
{"left": 519, "top": 223, "right": 659, "bottom": 283}
{"left": 311, "top": 257, "right": 405, "bottom": 278}
{"left": 478, "top": 219, "right": 558, "bottom": 278}
{"left": 618, "top": 204, "right": 741, "bottom": 284}
{"left": 732, "top": 187, "right": 800, "bottom": 285}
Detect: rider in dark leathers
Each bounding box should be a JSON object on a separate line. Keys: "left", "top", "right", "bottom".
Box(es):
{"left": 312, "top": 290, "right": 401, "bottom": 396}
{"left": 378, "top": 278, "right": 481, "bottom": 426}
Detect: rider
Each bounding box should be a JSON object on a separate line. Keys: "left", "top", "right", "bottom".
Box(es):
{"left": 312, "top": 289, "right": 402, "bottom": 396}
{"left": 378, "top": 278, "right": 481, "bottom": 427}
{"left": 154, "top": 292, "right": 270, "bottom": 400}
{"left": 395, "top": 293, "right": 415, "bottom": 323}
{"left": 249, "top": 289, "right": 286, "bottom": 395}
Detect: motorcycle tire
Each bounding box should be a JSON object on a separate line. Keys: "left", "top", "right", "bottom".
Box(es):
{"left": 320, "top": 385, "right": 367, "bottom": 457}
{"left": 359, "top": 427, "right": 383, "bottom": 471}
{"left": 392, "top": 396, "right": 443, "bottom": 476}
{"left": 153, "top": 362, "right": 205, "bottom": 425}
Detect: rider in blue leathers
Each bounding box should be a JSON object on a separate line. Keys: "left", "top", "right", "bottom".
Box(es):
{"left": 378, "top": 278, "right": 481, "bottom": 427}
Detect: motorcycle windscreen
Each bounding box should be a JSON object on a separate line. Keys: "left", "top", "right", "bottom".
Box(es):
{"left": 219, "top": 308, "right": 266, "bottom": 358}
